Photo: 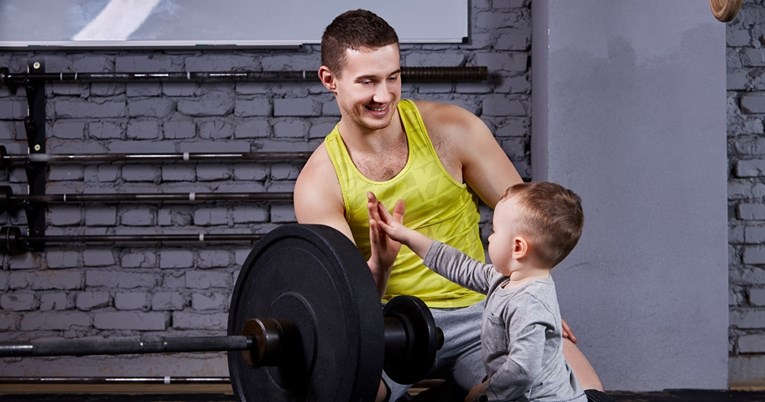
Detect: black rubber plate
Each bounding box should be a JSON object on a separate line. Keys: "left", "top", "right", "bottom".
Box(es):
{"left": 228, "top": 224, "right": 384, "bottom": 402}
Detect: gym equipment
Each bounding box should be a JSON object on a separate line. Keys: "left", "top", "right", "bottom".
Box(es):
{"left": 709, "top": 0, "right": 742, "bottom": 22}
{"left": 0, "top": 224, "right": 443, "bottom": 402}
{"left": 0, "top": 225, "right": 264, "bottom": 254}
{"left": 0, "top": 185, "right": 292, "bottom": 210}
{"left": 0, "top": 146, "right": 311, "bottom": 168}
{"left": 0, "top": 66, "right": 488, "bottom": 88}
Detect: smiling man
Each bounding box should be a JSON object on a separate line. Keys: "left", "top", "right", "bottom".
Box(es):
{"left": 293, "top": 9, "right": 601, "bottom": 402}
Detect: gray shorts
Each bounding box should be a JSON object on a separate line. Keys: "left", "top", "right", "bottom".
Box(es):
{"left": 384, "top": 299, "right": 485, "bottom": 401}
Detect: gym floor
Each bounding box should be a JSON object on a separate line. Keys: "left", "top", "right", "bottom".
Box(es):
{"left": 1, "top": 383, "right": 765, "bottom": 402}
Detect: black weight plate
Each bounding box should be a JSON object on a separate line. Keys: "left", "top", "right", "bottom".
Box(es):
{"left": 383, "top": 295, "right": 440, "bottom": 385}
{"left": 228, "top": 224, "right": 384, "bottom": 402}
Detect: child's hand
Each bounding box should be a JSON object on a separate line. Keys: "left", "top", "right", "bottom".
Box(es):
{"left": 367, "top": 192, "right": 405, "bottom": 273}
{"left": 369, "top": 193, "right": 432, "bottom": 259}
{"left": 374, "top": 198, "right": 407, "bottom": 243}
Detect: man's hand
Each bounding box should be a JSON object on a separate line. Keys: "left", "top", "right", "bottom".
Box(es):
{"left": 465, "top": 380, "right": 488, "bottom": 402}
{"left": 367, "top": 192, "right": 404, "bottom": 296}
{"left": 561, "top": 319, "right": 577, "bottom": 344}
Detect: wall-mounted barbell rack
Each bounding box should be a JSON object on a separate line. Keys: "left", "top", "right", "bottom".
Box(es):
{"left": 0, "top": 65, "right": 488, "bottom": 89}
{"left": 0, "top": 186, "right": 293, "bottom": 208}
{"left": 0, "top": 62, "right": 488, "bottom": 253}
{"left": 0, "top": 146, "right": 311, "bottom": 167}
{"left": 0, "top": 226, "right": 265, "bottom": 255}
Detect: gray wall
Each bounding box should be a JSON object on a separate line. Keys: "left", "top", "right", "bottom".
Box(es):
{"left": 532, "top": 0, "right": 728, "bottom": 391}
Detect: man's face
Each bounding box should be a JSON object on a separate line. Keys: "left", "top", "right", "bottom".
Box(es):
{"left": 321, "top": 43, "right": 402, "bottom": 133}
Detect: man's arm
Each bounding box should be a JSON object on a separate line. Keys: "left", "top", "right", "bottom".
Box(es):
{"left": 294, "top": 144, "right": 353, "bottom": 236}
{"left": 294, "top": 145, "right": 399, "bottom": 297}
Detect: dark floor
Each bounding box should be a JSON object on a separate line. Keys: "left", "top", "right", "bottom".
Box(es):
{"left": 607, "top": 389, "right": 765, "bottom": 401}
{"left": 1, "top": 390, "right": 765, "bottom": 402}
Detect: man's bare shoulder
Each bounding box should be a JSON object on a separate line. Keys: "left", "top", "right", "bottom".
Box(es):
{"left": 294, "top": 143, "right": 346, "bottom": 223}
{"left": 296, "top": 143, "right": 339, "bottom": 192}
{"left": 413, "top": 99, "right": 468, "bottom": 117}
{"left": 413, "top": 100, "right": 484, "bottom": 142}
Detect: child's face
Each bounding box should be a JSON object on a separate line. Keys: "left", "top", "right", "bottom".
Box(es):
{"left": 487, "top": 197, "right": 523, "bottom": 276}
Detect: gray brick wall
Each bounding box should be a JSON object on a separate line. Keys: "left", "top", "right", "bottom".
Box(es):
{"left": 728, "top": 0, "right": 765, "bottom": 384}
{"left": 0, "top": 0, "right": 531, "bottom": 376}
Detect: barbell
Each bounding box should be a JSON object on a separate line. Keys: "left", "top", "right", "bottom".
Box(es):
{"left": 0, "top": 145, "right": 312, "bottom": 168}
{"left": 0, "top": 185, "right": 292, "bottom": 209}
{"left": 0, "top": 224, "right": 444, "bottom": 401}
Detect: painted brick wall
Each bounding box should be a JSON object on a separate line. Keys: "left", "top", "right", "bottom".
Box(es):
{"left": 728, "top": 0, "right": 765, "bottom": 384}
{"left": 0, "top": 0, "right": 531, "bottom": 376}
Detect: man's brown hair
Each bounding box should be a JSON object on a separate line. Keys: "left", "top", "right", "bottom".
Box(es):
{"left": 321, "top": 9, "right": 399, "bottom": 76}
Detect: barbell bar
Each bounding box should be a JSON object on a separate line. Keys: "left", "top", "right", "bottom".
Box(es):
{"left": 0, "top": 146, "right": 311, "bottom": 168}
{"left": 0, "top": 376, "right": 230, "bottom": 384}
{"left": 0, "top": 224, "right": 444, "bottom": 401}
{"left": 0, "top": 226, "right": 265, "bottom": 254}
{"left": 0, "top": 186, "right": 292, "bottom": 210}
{"left": 0, "top": 66, "right": 488, "bottom": 86}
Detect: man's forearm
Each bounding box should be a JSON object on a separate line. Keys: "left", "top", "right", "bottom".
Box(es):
{"left": 367, "top": 259, "right": 392, "bottom": 298}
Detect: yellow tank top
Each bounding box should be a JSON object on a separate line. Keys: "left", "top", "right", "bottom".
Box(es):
{"left": 324, "top": 99, "right": 485, "bottom": 308}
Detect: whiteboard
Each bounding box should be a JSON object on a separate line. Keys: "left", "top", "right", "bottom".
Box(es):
{"left": 0, "top": 0, "right": 468, "bottom": 48}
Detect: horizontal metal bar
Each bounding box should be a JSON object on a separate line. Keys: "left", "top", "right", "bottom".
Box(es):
{"left": 0, "top": 150, "right": 311, "bottom": 167}
{"left": 26, "top": 233, "right": 264, "bottom": 245}
{"left": 0, "top": 66, "right": 487, "bottom": 84}
{"left": 0, "top": 226, "right": 266, "bottom": 254}
{"left": 4, "top": 191, "right": 293, "bottom": 205}
{"left": 0, "top": 336, "right": 252, "bottom": 357}
{"left": 0, "top": 376, "right": 231, "bottom": 384}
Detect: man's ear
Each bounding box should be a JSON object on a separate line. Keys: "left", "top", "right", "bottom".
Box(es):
{"left": 318, "top": 66, "right": 337, "bottom": 93}
{"left": 512, "top": 236, "right": 529, "bottom": 260}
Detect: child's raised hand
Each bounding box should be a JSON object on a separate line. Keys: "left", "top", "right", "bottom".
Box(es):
{"left": 367, "top": 192, "right": 401, "bottom": 283}
{"left": 374, "top": 197, "right": 407, "bottom": 242}
{"left": 370, "top": 193, "right": 433, "bottom": 259}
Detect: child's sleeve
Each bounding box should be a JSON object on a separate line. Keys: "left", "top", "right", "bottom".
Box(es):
{"left": 422, "top": 241, "right": 495, "bottom": 294}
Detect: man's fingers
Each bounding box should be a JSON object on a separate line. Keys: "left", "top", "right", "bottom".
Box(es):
{"left": 393, "top": 199, "right": 405, "bottom": 222}
{"left": 561, "top": 319, "right": 577, "bottom": 344}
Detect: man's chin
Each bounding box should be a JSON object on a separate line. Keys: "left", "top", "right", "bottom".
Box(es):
{"left": 361, "top": 118, "right": 394, "bottom": 131}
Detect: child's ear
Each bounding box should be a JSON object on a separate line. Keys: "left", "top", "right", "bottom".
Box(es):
{"left": 512, "top": 236, "right": 528, "bottom": 259}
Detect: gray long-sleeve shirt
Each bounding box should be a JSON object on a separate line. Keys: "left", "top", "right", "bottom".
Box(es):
{"left": 423, "top": 241, "right": 586, "bottom": 402}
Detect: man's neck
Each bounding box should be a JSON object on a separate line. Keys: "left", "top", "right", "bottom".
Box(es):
{"left": 338, "top": 110, "right": 404, "bottom": 155}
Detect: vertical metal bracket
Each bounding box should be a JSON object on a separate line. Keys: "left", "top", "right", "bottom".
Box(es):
{"left": 23, "top": 61, "right": 46, "bottom": 251}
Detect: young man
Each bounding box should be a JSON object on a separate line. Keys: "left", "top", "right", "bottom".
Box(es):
{"left": 293, "top": 9, "right": 602, "bottom": 401}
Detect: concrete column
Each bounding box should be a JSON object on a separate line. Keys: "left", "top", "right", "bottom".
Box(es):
{"left": 532, "top": 0, "right": 728, "bottom": 391}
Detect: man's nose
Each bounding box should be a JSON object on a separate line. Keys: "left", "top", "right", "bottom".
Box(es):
{"left": 372, "top": 82, "right": 393, "bottom": 103}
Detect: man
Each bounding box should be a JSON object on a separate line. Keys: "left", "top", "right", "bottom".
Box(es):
{"left": 294, "top": 9, "right": 603, "bottom": 402}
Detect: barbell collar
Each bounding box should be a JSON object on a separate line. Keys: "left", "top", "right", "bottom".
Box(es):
{"left": 242, "top": 318, "right": 295, "bottom": 367}
{"left": 1, "top": 226, "right": 27, "bottom": 254}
